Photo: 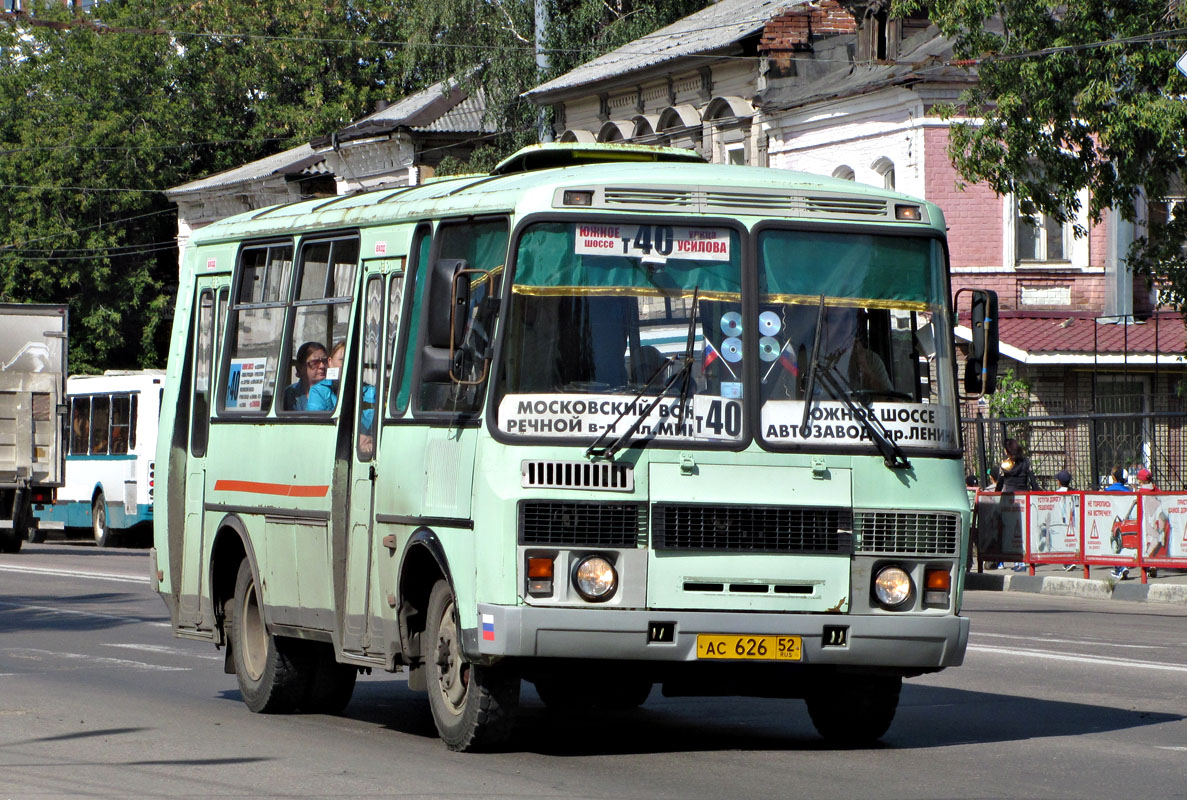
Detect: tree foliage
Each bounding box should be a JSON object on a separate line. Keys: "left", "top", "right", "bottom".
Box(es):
{"left": 897, "top": 0, "right": 1187, "bottom": 307}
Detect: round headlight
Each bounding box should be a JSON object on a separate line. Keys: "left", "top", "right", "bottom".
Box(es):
{"left": 873, "top": 565, "right": 913, "bottom": 608}
{"left": 573, "top": 555, "right": 618, "bottom": 602}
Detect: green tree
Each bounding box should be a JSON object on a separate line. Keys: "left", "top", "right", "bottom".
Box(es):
{"left": 987, "top": 368, "right": 1032, "bottom": 442}
{"left": 0, "top": 0, "right": 408, "bottom": 371}
{"left": 896, "top": 0, "right": 1187, "bottom": 306}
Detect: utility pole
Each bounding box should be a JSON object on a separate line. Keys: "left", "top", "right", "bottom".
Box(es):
{"left": 535, "top": 0, "right": 553, "bottom": 143}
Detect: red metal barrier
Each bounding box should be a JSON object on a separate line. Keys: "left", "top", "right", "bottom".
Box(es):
{"left": 973, "top": 491, "right": 1187, "bottom": 584}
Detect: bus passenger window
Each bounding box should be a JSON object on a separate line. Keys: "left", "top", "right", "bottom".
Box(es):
{"left": 110, "top": 395, "right": 131, "bottom": 455}
{"left": 71, "top": 397, "right": 90, "bottom": 455}
{"left": 90, "top": 395, "right": 110, "bottom": 455}
{"left": 224, "top": 244, "right": 293, "bottom": 414}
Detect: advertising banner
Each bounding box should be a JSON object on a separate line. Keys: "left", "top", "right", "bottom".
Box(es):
{"left": 1082, "top": 491, "right": 1139, "bottom": 563}
{"left": 974, "top": 493, "right": 1025, "bottom": 561}
{"left": 1140, "top": 492, "right": 1187, "bottom": 564}
{"left": 1026, "top": 492, "right": 1080, "bottom": 559}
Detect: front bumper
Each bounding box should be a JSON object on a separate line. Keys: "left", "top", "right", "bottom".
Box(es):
{"left": 474, "top": 604, "right": 969, "bottom": 670}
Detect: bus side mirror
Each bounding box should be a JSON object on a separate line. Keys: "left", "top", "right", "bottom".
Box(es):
{"left": 962, "top": 289, "right": 998, "bottom": 395}
{"left": 423, "top": 259, "right": 469, "bottom": 382}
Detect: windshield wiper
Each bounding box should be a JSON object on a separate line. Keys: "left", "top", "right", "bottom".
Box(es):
{"left": 586, "top": 288, "right": 700, "bottom": 461}
{"left": 814, "top": 361, "right": 911, "bottom": 470}
{"left": 798, "top": 294, "right": 827, "bottom": 439}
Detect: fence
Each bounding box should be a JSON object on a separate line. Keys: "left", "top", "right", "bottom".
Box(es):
{"left": 962, "top": 407, "right": 1187, "bottom": 493}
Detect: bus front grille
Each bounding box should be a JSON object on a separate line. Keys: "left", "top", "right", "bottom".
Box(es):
{"left": 518, "top": 500, "right": 644, "bottom": 547}
{"left": 854, "top": 511, "right": 960, "bottom": 555}
{"left": 652, "top": 503, "right": 853, "bottom": 554}
{"left": 521, "top": 459, "right": 634, "bottom": 492}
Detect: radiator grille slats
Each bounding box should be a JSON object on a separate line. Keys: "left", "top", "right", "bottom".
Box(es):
{"left": 652, "top": 503, "right": 853, "bottom": 554}
{"left": 599, "top": 187, "right": 889, "bottom": 219}
{"left": 854, "top": 511, "right": 960, "bottom": 555}
{"left": 519, "top": 501, "right": 643, "bottom": 547}
{"left": 521, "top": 460, "right": 634, "bottom": 492}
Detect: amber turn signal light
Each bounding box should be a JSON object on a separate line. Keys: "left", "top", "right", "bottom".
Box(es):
{"left": 924, "top": 569, "right": 951, "bottom": 591}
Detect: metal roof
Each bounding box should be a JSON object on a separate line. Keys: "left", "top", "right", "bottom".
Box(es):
{"left": 166, "top": 143, "right": 325, "bottom": 197}
{"left": 526, "top": 0, "right": 807, "bottom": 100}
{"left": 957, "top": 313, "right": 1187, "bottom": 365}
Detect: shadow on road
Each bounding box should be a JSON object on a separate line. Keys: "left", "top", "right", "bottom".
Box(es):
{"left": 217, "top": 678, "right": 1183, "bottom": 756}
{"left": 0, "top": 591, "right": 164, "bottom": 632}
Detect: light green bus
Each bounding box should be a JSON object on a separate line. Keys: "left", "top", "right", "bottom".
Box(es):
{"left": 152, "top": 143, "right": 999, "bottom": 751}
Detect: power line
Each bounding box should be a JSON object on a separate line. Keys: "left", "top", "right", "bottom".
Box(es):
{"left": 0, "top": 206, "right": 177, "bottom": 252}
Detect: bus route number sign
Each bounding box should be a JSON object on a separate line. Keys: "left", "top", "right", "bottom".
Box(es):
{"left": 574, "top": 224, "right": 731, "bottom": 262}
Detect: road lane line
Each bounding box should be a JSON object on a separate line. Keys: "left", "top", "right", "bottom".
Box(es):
{"left": 0, "top": 564, "right": 148, "bottom": 584}
{"left": 104, "top": 643, "right": 221, "bottom": 661}
{"left": 969, "top": 644, "right": 1187, "bottom": 673}
{"left": 3, "top": 648, "right": 189, "bottom": 672}
{"left": 970, "top": 631, "right": 1166, "bottom": 650}
{"left": 0, "top": 599, "right": 171, "bottom": 627}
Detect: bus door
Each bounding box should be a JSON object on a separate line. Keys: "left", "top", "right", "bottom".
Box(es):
{"left": 341, "top": 268, "right": 399, "bottom": 655}
{"left": 180, "top": 281, "right": 225, "bottom": 628}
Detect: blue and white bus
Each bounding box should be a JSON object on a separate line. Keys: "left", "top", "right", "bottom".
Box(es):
{"left": 34, "top": 370, "right": 163, "bottom": 546}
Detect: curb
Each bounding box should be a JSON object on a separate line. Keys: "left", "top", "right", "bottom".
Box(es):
{"left": 964, "top": 572, "right": 1187, "bottom": 606}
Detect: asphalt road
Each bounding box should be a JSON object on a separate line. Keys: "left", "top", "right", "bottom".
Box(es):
{"left": 2, "top": 541, "right": 1186, "bottom": 799}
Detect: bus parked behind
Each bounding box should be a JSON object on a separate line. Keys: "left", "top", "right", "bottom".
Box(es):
{"left": 35, "top": 370, "right": 163, "bottom": 546}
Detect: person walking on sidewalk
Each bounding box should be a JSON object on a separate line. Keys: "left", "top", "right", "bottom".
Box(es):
{"left": 1105, "top": 467, "right": 1131, "bottom": 580}
{"left": 995, "top": 438, "right": 1039, "bottom": 493}
{"left": 1055, "top": 470, "right": 1077, "bottom": 570}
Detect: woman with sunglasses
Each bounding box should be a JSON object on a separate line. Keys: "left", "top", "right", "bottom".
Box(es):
{"left": 283, "top": 341, "right": 328, "bottom": 411}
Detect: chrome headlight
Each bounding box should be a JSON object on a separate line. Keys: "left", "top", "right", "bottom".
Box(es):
{"left": 573, "top": 555, "right": 618, "bottom": 602}
{"left": 873, "top": 565, "right": 913, "bottom": 609}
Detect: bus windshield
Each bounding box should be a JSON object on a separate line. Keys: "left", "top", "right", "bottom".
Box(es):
{"left": 495, "top": 220, "right": 744, "bottom": 446}
{"left": 756, "top": 228, "right": 958, "bottom": 454}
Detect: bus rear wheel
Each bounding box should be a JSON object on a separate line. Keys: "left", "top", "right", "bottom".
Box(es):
{"left": 302, "top": 644, "right": 357, "bottom": 715}
{"left": 92, "top": 493, "right": 115, "bottom": 548}
{"left": 805, "top": 674, "right": 901, "bottom": 746}
{"left": 230, "top": 559, "right": 311, "bottom": 713}
{"left": 424, "top": 580, "right": 518, "bottom": 751}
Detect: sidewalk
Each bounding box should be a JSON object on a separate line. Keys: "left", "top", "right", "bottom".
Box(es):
{"left": 965, "top": 563, "right": 1187, "bottom": 607}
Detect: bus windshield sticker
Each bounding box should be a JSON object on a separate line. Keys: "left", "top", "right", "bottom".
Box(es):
{"left": 575, "top": 224, "right": 731, "bottom": 262}
{"left": 761, "top": 400, "right": 956, "bottom": 449}
{"left": 499, "top": 392, "right": 743, "bottom": 442}
{"left": 225, "top": 357, "right": 267, "bottom": 410}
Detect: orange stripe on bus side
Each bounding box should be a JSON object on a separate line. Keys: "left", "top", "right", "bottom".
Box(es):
{"left": 213, "top": 479, "right": 329, "bottom": 498}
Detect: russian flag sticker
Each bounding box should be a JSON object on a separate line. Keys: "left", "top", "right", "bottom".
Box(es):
{"left": 481, "top": 613, "right": 495, "bottom": 641}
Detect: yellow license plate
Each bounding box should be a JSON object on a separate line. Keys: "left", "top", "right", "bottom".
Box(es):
{"left": 696, "top": 634, "right": 802, "bottom": 661}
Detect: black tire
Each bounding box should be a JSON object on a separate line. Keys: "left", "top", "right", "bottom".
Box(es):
{"left": 229, "top": 559, "right": 312, "bottom": 713}
{"left": 92, "top": 493, "right": 115, "bottom": 548}
{"left": 303, "top": 644, "right": 357, "bottom": 715}
{"left": 534, "top": 674, "right": 651, "bottom": 711}
{"left": 424, "top": 580, "right": 519, "bottom": 751}
{"left": 0, "top": 530, "right": 21, "bottom": 554}
{"left": 805, "top": 675, "right": 902, "bottom": 746}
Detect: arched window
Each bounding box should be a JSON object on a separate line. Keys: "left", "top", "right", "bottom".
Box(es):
{"left": 597, "top": 121, "right": 632, "bottom": 143}
{"left": 832, "top": 165, "right": 856, "bottom": 181}
{"left": 559, "top": 129, "right": 596, "bottom": 143}
{"left": 871, "top": 157, "right": 895, "bottom": 190}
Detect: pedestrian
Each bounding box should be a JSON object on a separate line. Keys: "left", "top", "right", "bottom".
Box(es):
{"left": 994, "top": 438, "right": 1038, "bottom": 492}
{"left": 1104, "top": 467, "right": 1131, "bottom": 579}
{"left": 1054, "top": 469, "right": 1072, "bottom": 492}
{"left": 1135, "top": 467, "right": 1158, "bottom": 493}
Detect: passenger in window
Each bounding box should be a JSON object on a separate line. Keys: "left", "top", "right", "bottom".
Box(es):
{"left": 284, "top": 341, "right": 328, "bottom": 411}
{"left": 307, "top": 341, "right": 345, "bottom": 413}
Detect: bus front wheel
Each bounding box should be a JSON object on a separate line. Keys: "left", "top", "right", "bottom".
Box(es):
{"left": 229, "top": 559, "right": 311, "bottom": 713}
{"left": 805, "top": 674, "right": 901, "bottom": 745}
{"left": 92, "top": 493, "right": 114, "bottom": 548}
{"left": 424, "top": 580, "right": 518, "bottom": 751}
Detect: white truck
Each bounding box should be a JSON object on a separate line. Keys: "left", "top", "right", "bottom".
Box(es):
{"left": 0, "top": 304, "right": 67, "bottom": 552}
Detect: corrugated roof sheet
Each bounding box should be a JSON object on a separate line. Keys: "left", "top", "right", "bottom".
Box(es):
{"left": 977, "top": 314, "right": 1186, "bottom": 357}
{"left": 526, "top": 0, "right": 807, "bottom": 99}
{"left": 166, "top": 143, "right": 324, "bottom": 196}
{"left": 411, "top": 90, "right": 494, "bottom": 134}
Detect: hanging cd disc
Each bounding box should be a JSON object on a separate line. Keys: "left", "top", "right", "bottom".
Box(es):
{"left": 759, "top": 311, "right": 781, "bottom": 336}
{"left": 758, "top": 336, "right": 780, "bottom": 362}
{"left": 721, "top": 336, "right": 743, "bottom": 362}
{"left": 720, "top": 311, "right": 743, "bottom": 335}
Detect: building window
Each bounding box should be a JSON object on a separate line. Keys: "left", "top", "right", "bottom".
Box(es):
{"left": 871, "top": 157, "right": 895, "bottom": 190}
{"left": 1016, "top": 206, "right": 1067, "bottom": 262}
{"left": 832, "top": 165, "right": 855, "bottom": 181}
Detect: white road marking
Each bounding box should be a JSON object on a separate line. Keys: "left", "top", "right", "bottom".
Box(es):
{"left": 2, "top": 648, "right": 189, "bottom": 672}
{"left": 1157, "top": 746, "right": 1187, "bottom": 752}
{"left": 0, "top": 600, "right": 171, "bottom": 627}
{"left": 969, "top": 644, "right": 1187, "bottom": 673}
{"left": 103, "top": 643, "right": 221, "bottom": 661}
{"left": 970, "top": 631, "right": 1166, "bottom": 650}
{"left": 0, "top": 563, "right": 148, "bottom": 584}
